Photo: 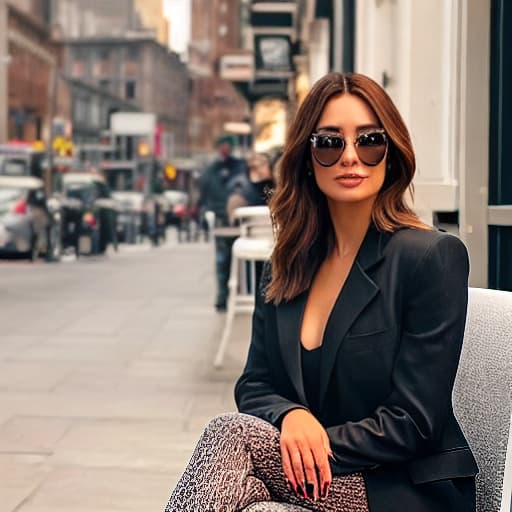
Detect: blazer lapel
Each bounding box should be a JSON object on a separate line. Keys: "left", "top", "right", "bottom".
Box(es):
{"left": 318, "top": 225, "right": 388, "bottom": 410}
{"left": 276, "top": 292, "right": 309, "bottom": 405}
{"left": 275, "top": 225, "right": 390, "bottom": 412}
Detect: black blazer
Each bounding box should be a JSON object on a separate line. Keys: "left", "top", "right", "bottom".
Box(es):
{"left": 235, "top": 225, "right": 478, "bottom": 512}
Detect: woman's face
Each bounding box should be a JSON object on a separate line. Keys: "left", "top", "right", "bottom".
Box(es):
{"left": 311, "top": 93, "right": 387, "bottom": 206}
{"left": 248, "top": 155, "right": 272, "bottom": 182}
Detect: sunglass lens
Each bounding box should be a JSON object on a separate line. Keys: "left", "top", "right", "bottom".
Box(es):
{"left": 356, "top": 132, "right": 387, "bottom": 166}
{"left": 312, "top": 135, "right": 344, "bottom": 166}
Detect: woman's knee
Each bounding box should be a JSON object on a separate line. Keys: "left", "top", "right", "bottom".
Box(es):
{"left": 204, "top": 413, "right": 275, "bottom": 438}
{"left": 203, "top": 412, "right": 245, "bottom": 436}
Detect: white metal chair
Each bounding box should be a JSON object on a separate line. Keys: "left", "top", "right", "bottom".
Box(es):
{"left": 452, "top": 288, "right": 512, "bottom": 512}
{"left": 213, "top": 206, "right": 274, "bottom": 368}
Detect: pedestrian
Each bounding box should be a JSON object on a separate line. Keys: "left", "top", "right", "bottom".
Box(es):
{"left": 198, "top": 134, "right": 247, "bottom": 311}
{"left": 164, "top": 72, "right": 478, "bottom": 511}
{"left": 227, "top": 152, "right": 275, "bottom": 225}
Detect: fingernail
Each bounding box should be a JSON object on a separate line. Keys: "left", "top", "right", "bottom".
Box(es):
{"left": 285, "top": 479, "right": 295, "bottom": 493}
{"left": 328, "top": 451, "right": 335, "bottom": 461}
{"left": 321, "top": 482, "right": 330, "bottom": 499}
{"left": 305, "top": 482, "right": 315, "bottom": 500}
{"left": 297, "top": 483, "right": 306, "bottom": 499}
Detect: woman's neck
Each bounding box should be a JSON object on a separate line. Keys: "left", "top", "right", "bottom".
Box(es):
{"left": 327, "top": 199, "right": 374, "bottom": 258}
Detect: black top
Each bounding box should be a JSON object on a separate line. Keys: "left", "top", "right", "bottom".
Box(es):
{"left": 198, "top": 155, "right": 247, "bottom": 221}
{"left": 241, "top": 178, "right": 274, "bottom": 206}
{"left": 301, "top": 344, "right": 322, "bottom": 415}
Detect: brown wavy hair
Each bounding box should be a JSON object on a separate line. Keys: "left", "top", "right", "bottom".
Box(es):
{"left": 266, "top": 72, "right": 430, "bottom": 304}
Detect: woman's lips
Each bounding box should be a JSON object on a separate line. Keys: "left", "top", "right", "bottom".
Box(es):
{"left": 334, "top": 174, "right": 368, "bottom": 188}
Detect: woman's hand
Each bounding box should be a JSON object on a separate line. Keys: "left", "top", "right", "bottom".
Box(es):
{"left": 280, "top": 408, "right": 333, "bottom": 501}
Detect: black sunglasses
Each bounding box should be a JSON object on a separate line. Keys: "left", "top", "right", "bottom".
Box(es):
{"left": 310, "top": 129, "right": 388, "bottom": 167}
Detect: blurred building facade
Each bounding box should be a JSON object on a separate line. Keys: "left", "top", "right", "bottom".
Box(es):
{"left": 51, "top": 0, "right": 139, "bottom": 39}
{"left": 134, "top": 0, "right": 170, "bottom": 47}
{"left": 14, "top": 0, "right": 51, "bottom": 21}
{"left": 1, "top": 1, "right": 66, "bottom": 143}
{"left": 50, "top": 0, "right": 169, "bottom": 45}
{"left": 50, "top": 0, "right": 190, "bottom": 160}
{"left": 62, "top": 36, "right": 189, "bottom": 156}
{"left": 187, "top": 0, "right": 250, "bottom": 161}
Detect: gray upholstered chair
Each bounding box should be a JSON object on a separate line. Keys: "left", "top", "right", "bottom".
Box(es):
{"left": 453, "top": 288, "right": 512, "bottom": 512}
{"left": 242, "top": 288, "right": 512, "bottom": 512}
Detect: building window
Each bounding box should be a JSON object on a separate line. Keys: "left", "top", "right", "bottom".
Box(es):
{"left": 90, "top": 99, "right": 100, "bottom": 127}
{"left": 99, "top": 48, "right": 110, "bottom": 60}
{"left": 99, "top": 79, "right": 110, "bottom": 91}
{"left": 73, "top": 97, "right": 88, "bottom": 124}
{"left": 126, "top": 46, "right": 139, "bottom": 60}
{"left": 73, "top": 47, "right": 86, "bottom": 60}
{"left": 125, "top": 80, "right": 136, "bottom": 100}
{"left": 72, "top": 61, "right": 85, "bottom": 78}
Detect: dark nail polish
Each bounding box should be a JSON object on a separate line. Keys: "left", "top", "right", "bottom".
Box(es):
{"left": 297, "top": 484, "right": 306, "bottom": 498}
{"left": 321, "top": 482, "right": 330, "bottom": 499}
{"left": 305, "top": 482, "right": 315, "bottom": 500}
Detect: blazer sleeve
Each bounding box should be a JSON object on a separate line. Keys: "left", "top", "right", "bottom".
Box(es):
{"left": 235, "top": 266, "right": 307, "bottom": 426}
{"left": 326, "top": 234, "right": 470, "bottom": 473}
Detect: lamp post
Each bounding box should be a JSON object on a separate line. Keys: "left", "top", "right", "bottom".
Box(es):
{"left": 0, "top": 0, "right": 8, "bottom": 143}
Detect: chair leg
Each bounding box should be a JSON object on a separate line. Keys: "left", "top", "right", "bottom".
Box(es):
{"left": 214, "top": 254, "right": 239, "bottom": 368}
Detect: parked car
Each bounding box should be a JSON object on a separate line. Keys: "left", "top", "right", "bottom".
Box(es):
{"left": 62, "top": 173, "right": 118, "bottom": 255}
{"left": 0, "top": 176, "right": 61, "bottom": 261}
{"left": 110, "top": 191, "right": 145, "bottom": 244}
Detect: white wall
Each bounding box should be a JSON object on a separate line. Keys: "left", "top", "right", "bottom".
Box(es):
{"left": 355, "top": 0, "right": 462, "bottom": 222}
{"left": 355, "top": 0, "right": 491, "bottom": 286}
{"left": 308, "top": 17, "right": 330, "bottom": 87}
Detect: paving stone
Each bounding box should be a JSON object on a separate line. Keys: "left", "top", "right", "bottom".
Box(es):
{"left": 0, "top": 335, "right": 40, "bottom": 359}
{"left": 0, "top": 238, "right": 251, "bottom": 512}
{"left": 49, "top": 419, "right": 201, "bottom": 472}
{"left": 14, "top": 466, "right": 172, "bottom": 512}
{"left": 0, "top": 416, "right": 72, "bottom": 455}
{"left": 0, "top": 454, "right": 51, "bottom": 512}
{"left": 0, "top": 362, "right": 72, "bottom": 392}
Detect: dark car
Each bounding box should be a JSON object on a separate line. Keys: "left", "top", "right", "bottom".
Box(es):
{"left": 62, "top": 173, "right": 118, "bottom": 255}
{"left": 50, "top": 193, "right": 84, "bottom": 257}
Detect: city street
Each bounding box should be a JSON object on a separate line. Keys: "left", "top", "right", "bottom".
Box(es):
{"left": 0, "top": 235, "right": 251, "bottom": 512}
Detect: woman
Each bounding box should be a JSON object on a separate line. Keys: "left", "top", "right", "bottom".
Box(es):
{"left": 165, "top": 72, "right": 478, "bottom": 512}
{"left": 227, "top": 152, "right": 275, "bottom": 225}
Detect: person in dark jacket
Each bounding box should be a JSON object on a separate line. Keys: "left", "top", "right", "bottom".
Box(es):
{"left": 198, "top": 135, "right": 247, "bottom": 311}
{"left": 164, "top": 72, "right": 478, "bottom": 512}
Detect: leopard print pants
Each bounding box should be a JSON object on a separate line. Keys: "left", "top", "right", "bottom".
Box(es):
{"left": 164, "top": 412, "right": 369, "bottom": 512}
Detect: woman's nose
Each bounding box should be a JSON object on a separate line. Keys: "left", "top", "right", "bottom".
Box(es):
{"left": 339, "top": 139, "right": 359, "bottom": 167}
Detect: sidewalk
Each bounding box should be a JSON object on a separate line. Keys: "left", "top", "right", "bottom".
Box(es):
{"left": 0, "top": 237, "right": 253, "bottom": 512}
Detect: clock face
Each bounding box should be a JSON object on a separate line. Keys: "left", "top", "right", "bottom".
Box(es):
{"left": 259, "top": 37, "right": 290, "bottom": 69}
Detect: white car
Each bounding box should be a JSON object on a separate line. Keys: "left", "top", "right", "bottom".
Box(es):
{"left": 0, "top": 176, "right": 61, "bottom": 260}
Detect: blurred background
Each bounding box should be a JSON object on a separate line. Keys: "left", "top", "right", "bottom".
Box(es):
{"left": 0, "top": 2, "right": 510, "bottom": 512}
{"left": 0, "top": 0, "right": 509, "bottom": 286}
